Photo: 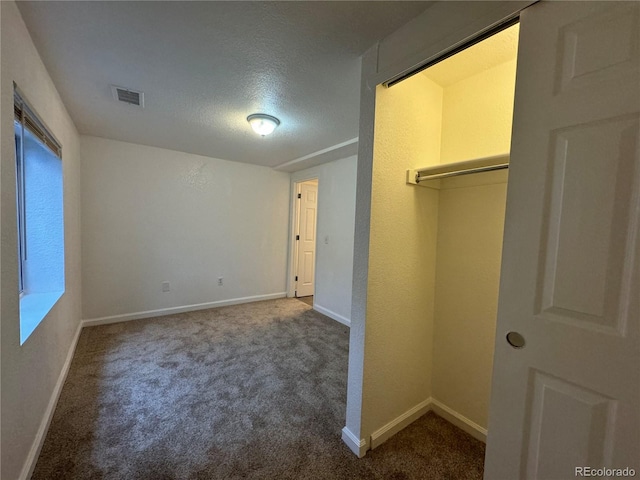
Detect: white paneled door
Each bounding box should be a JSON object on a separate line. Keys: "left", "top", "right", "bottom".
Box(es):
{"left": 296, "top": 182, "right": 318, "bottom": 297}
{"left": 485, "top": 2, "right": 639, "bottom": 479}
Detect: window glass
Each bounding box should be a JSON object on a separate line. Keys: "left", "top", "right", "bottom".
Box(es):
{"left": 14, "top": 89, "right": 65, "bottom": 344}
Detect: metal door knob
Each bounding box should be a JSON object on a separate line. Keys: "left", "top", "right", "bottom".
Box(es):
{"left": 506, "top": 331, "right": 525, "bottom": 348}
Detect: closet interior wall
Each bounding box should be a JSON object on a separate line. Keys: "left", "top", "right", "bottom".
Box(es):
{"left": 428, "top": 37, "right": 517, "bottom": 432}
{"left": 364, "top": 73, "right": 442, "bottom": 432}
{"left": 367, "top": 24, "right": 518, "bottom": 438}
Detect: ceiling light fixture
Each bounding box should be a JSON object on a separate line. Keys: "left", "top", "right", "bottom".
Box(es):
{"left": 247, "top": 113, "right": 280, "bottom": 136}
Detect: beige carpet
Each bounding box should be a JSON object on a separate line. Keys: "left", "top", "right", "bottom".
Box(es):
{"left": 32, "top": 298, "right": 485, "bottom": 479}
{"left": 296, "top": 296, "right": 313, "bottom": 307}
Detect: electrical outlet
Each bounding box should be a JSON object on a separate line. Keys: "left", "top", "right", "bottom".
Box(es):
{"left": 218, "top": 277, "right": 223, "bottom": 286}
{"left": 162, "top": 281, "right": 170, "bottom": 292}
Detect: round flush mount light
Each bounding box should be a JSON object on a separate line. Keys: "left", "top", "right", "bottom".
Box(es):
{"left": 247, "top": 113, "right": 280, "bottom": 136}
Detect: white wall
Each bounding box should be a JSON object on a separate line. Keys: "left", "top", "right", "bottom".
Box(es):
{"left": 440, "top": 59, "right": 516, "bottom": 163}
{"left": 1, "top": 2, "right": 83, "bottom": 478}
{"left": 80, "top": 136, "right": 291, "bottom": 321}
{"left": 290, "top": 155, "right": 357, "bottom": 325}
{"left": 361, "top": 73, "right": 442, "bottom": 441}
{"left": 432, "top": 172, "right": 507, "bottom": 431}
{"left": 430, "top": 54, "right": 516, "bottom": 432}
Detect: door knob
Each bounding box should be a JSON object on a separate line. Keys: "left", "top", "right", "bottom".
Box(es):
{"left": 506, "top": 331, "right": 525, "bottom": 348}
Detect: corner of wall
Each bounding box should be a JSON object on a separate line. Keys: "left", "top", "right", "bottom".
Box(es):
{"left": 341, "top": 426, "right": 369, "bottom": 458}
{"left": 344, "top": 42, "right": 379, "bottom": 449}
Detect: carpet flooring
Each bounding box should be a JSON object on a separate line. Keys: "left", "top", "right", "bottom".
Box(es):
{"left": 32, "top": 298, "right": 485, "bottom": 479}
{"left": 296, "top": 296, "right": 313, "bottom": 307}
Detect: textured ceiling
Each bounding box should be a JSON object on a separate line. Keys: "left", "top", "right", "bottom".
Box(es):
{"left": 16, "top": 1, "right": 432, "bottom": 168}
{"left": 422, "top": 23, "right": 519, "bottom": 87}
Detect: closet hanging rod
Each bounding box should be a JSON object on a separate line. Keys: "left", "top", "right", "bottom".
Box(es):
{"left": 416, "top": 162, "right": 508, "bottom": 182}
{"left": 407, "top": 154, "right": 510, "bottom": 185}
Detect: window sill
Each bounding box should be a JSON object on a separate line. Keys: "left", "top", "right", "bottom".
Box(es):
{"left": 20, "top": 290, "right": 64, "bottom": 345}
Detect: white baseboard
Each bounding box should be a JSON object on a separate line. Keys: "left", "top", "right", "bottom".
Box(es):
{"left": 429, "top": 397, "right": 487, "bottom": 443}
{"left": 341, "top": 426, "right": 368, "bottom": 458}
{"left": 19, "top": 321, "right": 83, "bottom": 480}
{"left": 82, "top": 292, "right": 287, "bottom": 327}
{"left": 370, "top": 398, "right": 431, "bottom": 449}
{"left": 368, "top": 397, "right": 487, "bottom": 452}
{"left": 313, "top": 304, "right": 351, "bottom": 327}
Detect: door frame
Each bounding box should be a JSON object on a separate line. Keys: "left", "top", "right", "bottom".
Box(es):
{"left": 287, "top": 177, "right": 319, "bottom": 298}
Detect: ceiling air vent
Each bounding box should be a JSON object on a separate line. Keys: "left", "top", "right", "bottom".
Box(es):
{"left": 111, "top": 85, "right": 144, "bottom": 107}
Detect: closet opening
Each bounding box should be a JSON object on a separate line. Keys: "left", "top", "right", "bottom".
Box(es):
{"left": 373, "top": 21, "right": 520, "bottom": 445}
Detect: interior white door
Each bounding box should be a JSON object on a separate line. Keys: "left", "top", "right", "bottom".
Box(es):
{"left": 296, "top": 182, "right": 318, "bottom": 297}
{"left": 485, "top": 2, "right": 640, "bottom": 479}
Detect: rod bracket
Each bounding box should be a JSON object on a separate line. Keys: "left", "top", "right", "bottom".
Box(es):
{"left": 406, "top": 169, "right": 419, "bottom": 185}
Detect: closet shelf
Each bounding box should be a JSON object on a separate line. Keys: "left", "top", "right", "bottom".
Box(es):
{"left": 406, "top": 154, "right": 509, "bottom": 186}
